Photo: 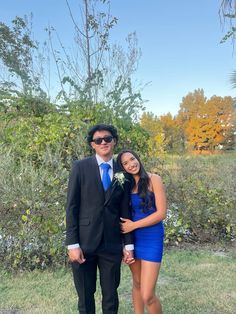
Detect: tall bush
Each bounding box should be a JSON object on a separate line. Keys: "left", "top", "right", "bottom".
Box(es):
{"left": 0, "top": 149, "right": 68, "bottom": 270}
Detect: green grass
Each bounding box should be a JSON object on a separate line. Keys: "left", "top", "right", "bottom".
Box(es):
{"left": 0, "top": 247, "right": 236, "bottom": 313}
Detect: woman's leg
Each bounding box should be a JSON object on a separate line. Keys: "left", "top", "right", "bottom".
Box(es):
{"left": 129, "top": 260, "right": 144, "bottom": 314}
{"left": 140, "top": 261, "right": 162, "bottom": 314}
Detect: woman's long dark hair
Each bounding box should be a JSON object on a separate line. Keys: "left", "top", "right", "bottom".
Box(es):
{"left": 117, "top": 149, "right": 153, "bottom": 211}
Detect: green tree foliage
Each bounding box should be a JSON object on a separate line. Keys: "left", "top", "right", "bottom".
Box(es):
{"left": 0, "top": 16, "right": 53, "bottom": 117}
{"left": 0, "top": 104, "right": 91, "bottom": 165}
{"left": 0, "top": 94, "right": 56, "bottom": 117}
{"left": 140, "top": 112, "right": 165, "bottom": 156}
{"left": 0, "top": 16, "right": 44, "bottom": 97}
{"left": 0, "top": 95, "right": 150, "bottom": 168}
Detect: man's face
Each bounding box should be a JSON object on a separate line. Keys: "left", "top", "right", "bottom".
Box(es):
{"left": 90, "top": 130, "right": 116, "bottom": 159}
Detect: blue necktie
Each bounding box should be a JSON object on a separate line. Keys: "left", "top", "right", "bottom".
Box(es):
{"left": 100, "top": 163, "right": 111, "bottom": 191}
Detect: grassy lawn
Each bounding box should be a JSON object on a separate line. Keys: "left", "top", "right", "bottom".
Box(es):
{"left": 0, "top": 247, "right": 235, "bottom": 314}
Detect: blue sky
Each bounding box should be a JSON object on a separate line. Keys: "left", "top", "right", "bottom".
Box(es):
{"left": 1, "top": 0, "right": 235, "bottom": 117}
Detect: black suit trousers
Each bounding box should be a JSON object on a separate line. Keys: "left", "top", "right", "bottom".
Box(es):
{"left": 71, "top": 248, "right": 122, "bottom": 314}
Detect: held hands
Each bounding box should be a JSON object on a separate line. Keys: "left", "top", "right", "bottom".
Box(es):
{"left": 68, "top": 247, "right": 86, "bottom": 264}
{"left": 120, "top": 217, "right": 136, "bottom": 233}
{"left": 123, "top": 248, "right": 135, "bottom": 265}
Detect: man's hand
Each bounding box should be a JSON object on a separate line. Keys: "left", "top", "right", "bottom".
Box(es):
{"left": 123, "top": 248, "right": 135, "bottom": 265}
{"left": 68, "top": 247, "right": 86, "bottom": 264}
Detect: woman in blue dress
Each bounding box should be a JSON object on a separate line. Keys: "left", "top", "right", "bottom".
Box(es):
{"left": 117, "top": 149, "right": 167, "bottom": 314}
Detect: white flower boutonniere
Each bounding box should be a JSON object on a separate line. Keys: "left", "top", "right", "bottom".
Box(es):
{"left": 114, "top": 172, "right": 126, "bottom": 189}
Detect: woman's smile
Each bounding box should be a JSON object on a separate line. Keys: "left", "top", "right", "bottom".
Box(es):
{"left": 121, "top": 152, "right": 140, "bottom": 174}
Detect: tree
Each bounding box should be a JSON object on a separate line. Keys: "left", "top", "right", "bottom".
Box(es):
{"left": 177, "top": 89, "right": 235, "bottom": 151}
{"left": 0, "top": 16, "right": 53, "bottom": 116}
{"left": 160, "top": 113, "right": 185, "bottom": 153}
{"left": 205, "top": 95, "right": 235, "bottom": 150}
{"left": 0, "top": 16, "right": 44, "bottom": 97}
{"left": 220, "top": 0, "right": 236, "bottom": 44}
{"left": 140, "top": 112, "right": 165, "bottom": 156}
{"left": 47, "top": 0, "right": 144, "bottom": 121}
{"left": 58, "top": 0, "right": 119, "bottom": 101}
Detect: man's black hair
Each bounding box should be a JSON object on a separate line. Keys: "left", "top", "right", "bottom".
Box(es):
{"left": 87, "top": 124, "right": 119, "bottom": 146}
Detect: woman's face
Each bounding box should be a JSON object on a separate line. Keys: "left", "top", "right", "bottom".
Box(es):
{"left": 120, "top": 152, "right": 140, "bottom": 175}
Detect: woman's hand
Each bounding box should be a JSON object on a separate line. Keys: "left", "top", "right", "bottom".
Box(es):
{"left": 120, "top": 217, "right": 136, "bottom": 233}
{"left": 122, "top": 248, "right": 135, "bottom": 265}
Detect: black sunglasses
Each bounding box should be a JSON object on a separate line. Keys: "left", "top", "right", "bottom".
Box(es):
{"left": 92, "top": 135, "right": 113, "bottom": 145}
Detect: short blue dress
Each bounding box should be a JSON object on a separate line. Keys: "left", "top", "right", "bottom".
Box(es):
{"left": 131, "top": 192, "right": 164, "bottom": 262}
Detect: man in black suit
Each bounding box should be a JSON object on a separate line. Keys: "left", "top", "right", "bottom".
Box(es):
{"left": 66, "top": 124, "right": 134, "bottom": 314}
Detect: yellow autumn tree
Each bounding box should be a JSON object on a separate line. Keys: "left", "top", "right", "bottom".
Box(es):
{"left": 203, "top": 96, "right": 235, "bottom": 149}
{"left": 178, "top": 89, "right": 235, "bottom": 151}
{"left": 160, "top": 112, "right": 185, "bottom": 153}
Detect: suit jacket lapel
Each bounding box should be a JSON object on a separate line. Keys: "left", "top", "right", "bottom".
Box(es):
{"left": 91, "top": 155, "right": 105, "bottom": 198}
{"left": 104, "top": 160, "right": 119, "bottom": 205}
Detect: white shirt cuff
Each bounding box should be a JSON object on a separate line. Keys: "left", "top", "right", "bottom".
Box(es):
{"left": 125, "top": 244, "right": 134, "bottom": 250}
{"left": 68, "top": 243, "right": 80, "bottom": 249}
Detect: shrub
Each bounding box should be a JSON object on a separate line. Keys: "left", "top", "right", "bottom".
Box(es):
{"left": 1, "top": 136, "right": 235, "bottom": 271}
{"left": 163, "top": 154, "right": 236, "bottom": 243}
{"left": 0, "top": 149, "right": 68, "bottom": 270}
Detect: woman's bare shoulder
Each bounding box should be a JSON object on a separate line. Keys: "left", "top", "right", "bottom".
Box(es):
{"left": 148, "top": 173, "right": 163, "bottom": 190}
